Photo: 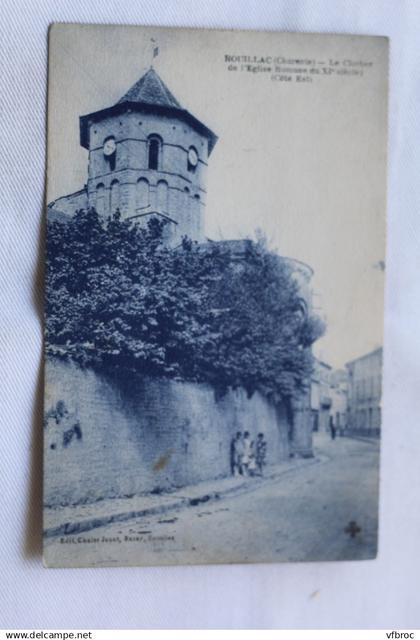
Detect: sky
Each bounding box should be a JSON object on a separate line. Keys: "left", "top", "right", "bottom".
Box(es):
{"left": 48, "top": 25, "right": 388, "bottom": 369}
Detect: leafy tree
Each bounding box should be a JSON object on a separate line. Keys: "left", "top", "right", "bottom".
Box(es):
{"left": 46, "top": 208, "right": 324, "bottom": 401}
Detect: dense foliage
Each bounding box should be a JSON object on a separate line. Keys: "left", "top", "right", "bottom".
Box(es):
{"left": 46, "top": 208, "right": 324, "bottom": 401}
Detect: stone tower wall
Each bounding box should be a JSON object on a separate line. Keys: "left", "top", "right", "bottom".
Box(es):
{"left": 86, "top": 111, "right": 209, "bottom": 243}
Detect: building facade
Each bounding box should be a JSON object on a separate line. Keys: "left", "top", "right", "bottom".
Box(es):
{"left": 311, "top": 362, "right": 349, "bottom": 434}
{"left": 311, "top": 359, "right": 332, "bottom": 432}
{"left": 329, "top": 369, "right": 348, "bottom": 433}
{"left": 48, "top": 67, "right": 217, "bottom": 245}
{"left": 345, "top": 347, "right": 382, "bottom": 437}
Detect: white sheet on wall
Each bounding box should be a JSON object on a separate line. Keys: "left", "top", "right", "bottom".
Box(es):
{"left": 1, "top": 0, "right": 420, "bottom": 629}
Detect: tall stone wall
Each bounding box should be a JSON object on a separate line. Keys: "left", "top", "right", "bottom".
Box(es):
{"left": 44, "top": 358, "right": 291, "bottom": 507}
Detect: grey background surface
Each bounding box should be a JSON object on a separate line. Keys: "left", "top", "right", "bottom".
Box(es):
{"left": 1, "top": 0, "right": 419, "bottom": 629}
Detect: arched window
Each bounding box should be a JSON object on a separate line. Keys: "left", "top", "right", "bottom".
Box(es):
{"left": 156, "top": 180, "right": 169, "bottom": 214}
{"left": 96, "top": 183, "right": 105, "bottom": 216}
{"left": 183, "top": 187, "right": 191, "bottom": 234}
{"left": 110, "top": 179, "right": 120, "bottom": 214}
{"left": 184, "top": 187, "right": 190, "bottom": 213}
{"left": 193, "top": 194, "right": 201, "bottom": 236}
{"left": 148, "top": 135, "right": 161, "bottom": 170}
{"left": 136, "top": 178, "right": 149, "bottom": 212}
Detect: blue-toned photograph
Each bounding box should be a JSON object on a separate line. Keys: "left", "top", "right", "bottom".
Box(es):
{"left": 43, "top": 24, "right": 387, "bottom": 567}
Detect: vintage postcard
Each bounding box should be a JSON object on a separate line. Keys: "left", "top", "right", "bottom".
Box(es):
{"left": 43, "top": 24, "right": 388, "bottom": 567}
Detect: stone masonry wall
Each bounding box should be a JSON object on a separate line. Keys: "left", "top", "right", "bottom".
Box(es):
{"left": 50, "top": 189, "right": 88, "bottom": 217}
{"left": 44, "top": 358, "right": 291, "bottom": 507}
{"left": 86, "top": 111, "right": 208, "bottom": 243}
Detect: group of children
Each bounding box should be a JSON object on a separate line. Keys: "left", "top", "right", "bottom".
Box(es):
{"left": 230, "top": 431, "right": 268, "bottom": 477}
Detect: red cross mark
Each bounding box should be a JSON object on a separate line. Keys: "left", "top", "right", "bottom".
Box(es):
{"left": 345, "top": 520, "right": 361, "bottom": 538}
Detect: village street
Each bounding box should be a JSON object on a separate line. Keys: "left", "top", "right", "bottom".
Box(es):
{"left": 45, "top": 434, "right": 380, "bottom": 567}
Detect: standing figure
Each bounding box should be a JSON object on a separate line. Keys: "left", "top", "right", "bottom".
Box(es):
{"left": 231, "top": 432, "right": 243, "bottom": 476}
{"left": 329, "top": 415, "right": 336, "bottom": 440}
{"left": 241, "top": 431, "right": 253, "bottom": 476}
{"left": 255, "top": 433, "right": 267, "bottom": 476}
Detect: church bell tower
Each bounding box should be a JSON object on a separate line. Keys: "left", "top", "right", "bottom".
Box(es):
{"left": 79, "top": 67, "right": 217, "bottom": 244}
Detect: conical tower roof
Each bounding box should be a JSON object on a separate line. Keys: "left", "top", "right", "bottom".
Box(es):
{"left": 80, "top": 67, "right": 217, "bottom": 154}
{"left": 117, "top": 67, "right": 182, "bottom": 109}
